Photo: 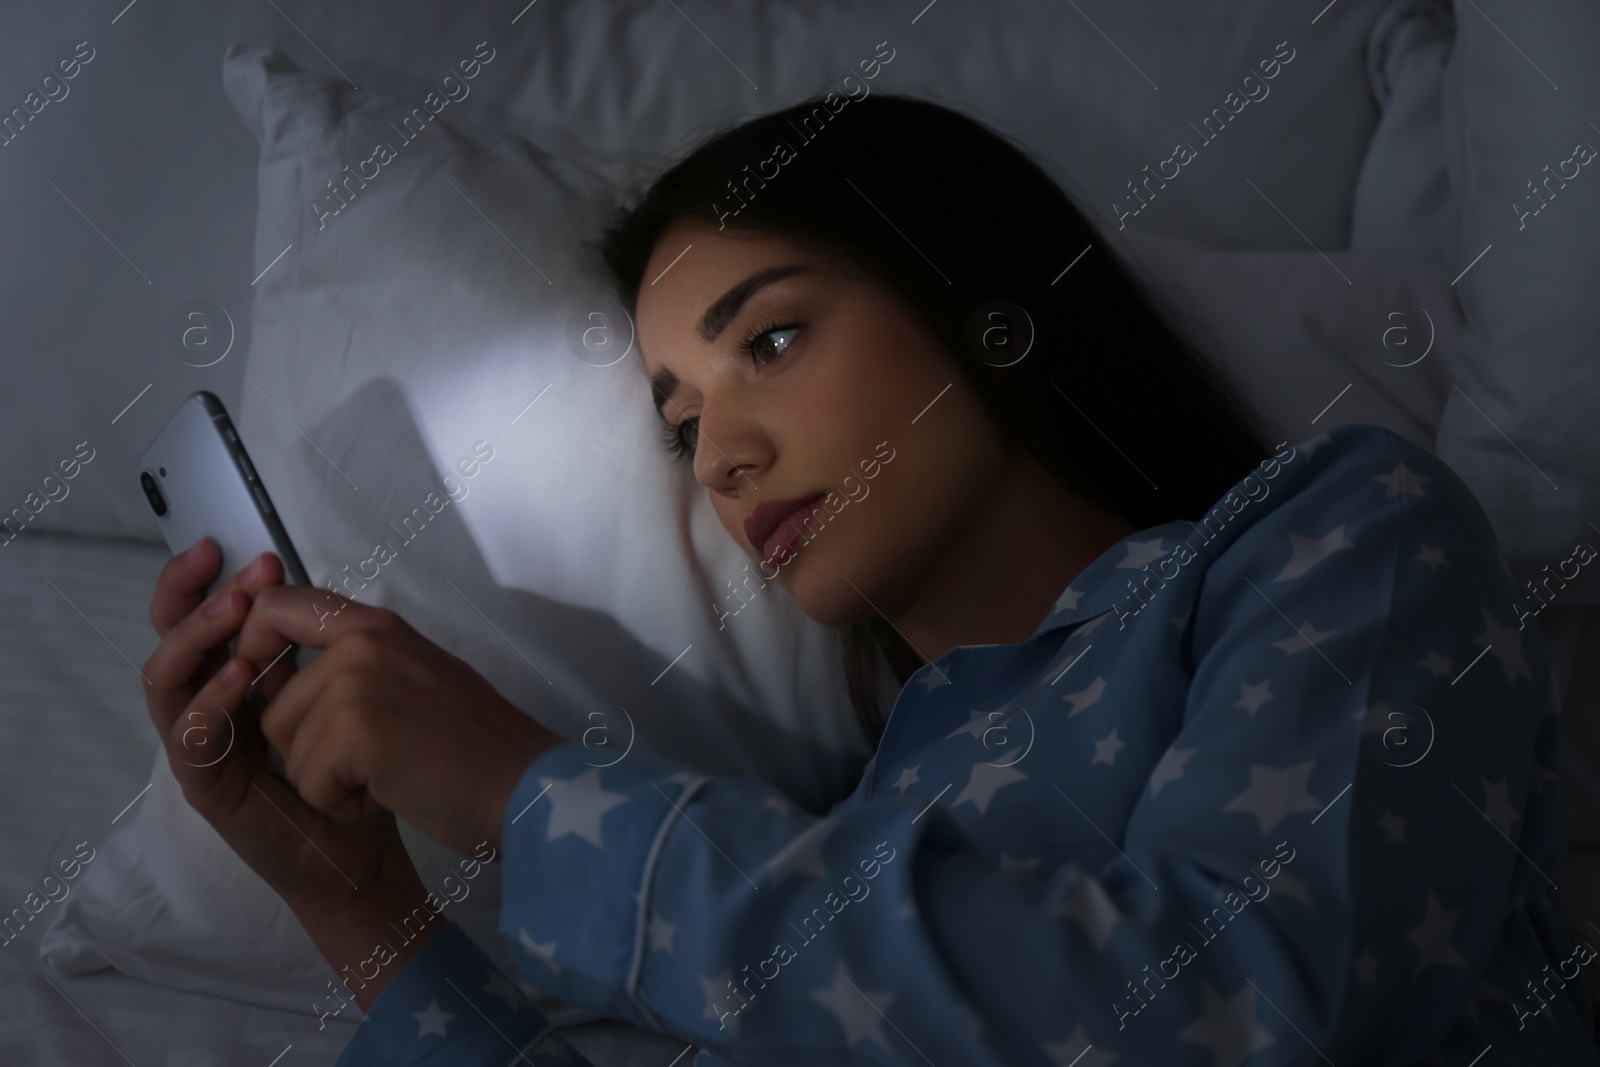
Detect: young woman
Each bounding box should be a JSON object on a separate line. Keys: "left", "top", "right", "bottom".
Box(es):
{"left": 142, "top": 95, "right": 1599, "bottom": 1065}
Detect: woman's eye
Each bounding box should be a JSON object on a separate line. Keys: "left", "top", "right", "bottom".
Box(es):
{"left": 744, "top": 325, "right": 799, "bottom": 363}
{"left": 662, "top": 416, "right": 698, "bottom": 463}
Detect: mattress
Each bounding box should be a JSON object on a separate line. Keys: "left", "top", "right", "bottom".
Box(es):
{"left": 0, "top": 531, "right": 355, "bottom": 1063}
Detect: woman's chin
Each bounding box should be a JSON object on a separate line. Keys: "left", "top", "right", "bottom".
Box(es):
{"left": 781, "top": 551, "right": 878, "bottom": 627}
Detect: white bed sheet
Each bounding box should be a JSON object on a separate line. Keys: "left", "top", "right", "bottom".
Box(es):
{"left": 0, "top": 531, "right": 356, "bottom": 1065}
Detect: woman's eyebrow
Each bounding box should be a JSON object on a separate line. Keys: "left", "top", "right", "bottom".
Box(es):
{"left": 650, "top": 263, "right": 810, "bottom": 421}
{"left": 696, "top": 264, "right": 810, "bottom": 343}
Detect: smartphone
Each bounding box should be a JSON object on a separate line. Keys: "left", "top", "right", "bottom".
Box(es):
{"left": 138, "top": 391, "right": 314, "bottom": 756}
{"left": 138, "top": 390, "right": 309, "bottom": 593}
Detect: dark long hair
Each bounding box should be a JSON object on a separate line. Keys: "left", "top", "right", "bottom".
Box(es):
{"left": 586, "top": 93, "right": 1273, "bottom": 744}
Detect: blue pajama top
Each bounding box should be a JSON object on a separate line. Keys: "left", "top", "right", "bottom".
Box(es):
{"left": 337, "top": 423, "right": 1599, "bottom": 1066}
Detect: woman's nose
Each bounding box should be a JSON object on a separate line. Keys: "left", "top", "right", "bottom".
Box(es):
{"left": 692, "top": 401, "right": 768, "bottom": 490}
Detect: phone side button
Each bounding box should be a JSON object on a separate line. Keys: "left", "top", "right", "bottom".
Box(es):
{"left": 236, "top": 450, "right": 258, "bottom": 483}
{"left": 252, "top": 482, "right": 275, "bottom": 515}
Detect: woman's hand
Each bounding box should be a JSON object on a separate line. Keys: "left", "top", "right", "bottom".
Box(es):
{"left": 233, "top": 563, "right": 565, "bottom": 857}
{"left": 142, "top": 538, "right": 441, "bottom": 1008}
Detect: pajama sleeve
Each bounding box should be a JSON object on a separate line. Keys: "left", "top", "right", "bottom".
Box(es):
{"left": 335, "top": 919, "right": 595, "bottom": 1066}
{"left": 491, "top": 429, "right": 1565, "bottom": 1064}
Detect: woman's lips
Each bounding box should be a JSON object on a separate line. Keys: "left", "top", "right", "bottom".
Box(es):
{"left": 744, "top": 492, "right": 827, "bottom": 568}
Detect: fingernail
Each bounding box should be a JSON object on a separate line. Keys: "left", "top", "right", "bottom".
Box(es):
{"left": 206, "top": 593, "right": 231, "bottom": 619}
{"left": 220, "top": 660, "right": 240, "bottom": 684}
{"left": 246, "top": 554, "right": 267, "bottom": 581}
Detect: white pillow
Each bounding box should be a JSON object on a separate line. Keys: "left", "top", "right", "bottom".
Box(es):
{"left": 1116, "top": 232, "right": 1462, "bottom": 455}
{"left": 1429, "top": 0, "right": 1600, "bottom": 607}
{"left": 502, "top": 0, "right": 1396, "bottom": 251}
{"left": 43, "top": 37, "right": 1459, "bottom": 1032}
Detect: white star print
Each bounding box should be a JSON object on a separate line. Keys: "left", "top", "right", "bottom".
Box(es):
{"left": 1415, "top": 544, "right": 1448, "bottom": 569}
{"left": 1271, "top": 869, "right": 1316, "bottom": 908}
{"left": 700, "top": 972, "right": 740, "bottom": 1037}
{"left": 1405, "top": 889, "right": 1469, "bottom": 980}
{"left": 808, "top": 961, "right": 896, "bottom": 1053}
{"left": 1078, "top": 609, "right": 1115, "bottom": 637}
{"left": 1353, "top": 700, "right": 1379, "bottom": 731}
{"left": 1274, "top": 525, "right": 1355, "bottom": 582}
{"left": 1177, "top": 980, "right": 1276, "bottom": 1067}
{"left": 1054, "top": 585, "right": 1084, "bottom": 612}
{"left": 947, "top": 702, "right": 1009, "bottom": 740}
{"left": 483, "top": 971, "right": 524, "bottom": 1011}
{"left": 648, "top": 911, "right": 677, "bottom": 953}
{"left": 951, "top": 759, "right": 1028, "bottom": 816}
{"left": 1297, "top": 432, "right": 1332, "bottom": 459}
{"left": 761, "top": 818, "right": 836, "bottom": 883}
{"left": 1379, "top": 809, "right": 1406, "bottom": 843}
{"left": 1351, "top": 947, "right": 1381, "bottom": 984}
{"left": 1063, "top": 676, "right": 1108, "bottom": 716}
{"left": 1271, "top": 619, "right": 1338, "bottom": 656}
{"left": 1356, "top": 699, "right": 1410, "bottom": 739}
{"left": 1480, "top": 778, "right": 1521, "bottom": 837}
{"left": 1418, "top": 650, "right": 1452, "bottom": 677}
{"left": 1373, "top": 460, "right": 1430, "bottom": 499}
{"left": 1149, "top": 745, "right": 1198, "bottom": 799}
{"left": 761, "top": 794, "right": 795, "bottom": 813}
{"left": 412, "top": 1000, "right": 453, "bottom": 1038}
{"left": 517, "top": 929, "right": 561, "bottom": 975}
{"left": 1043, "top": 1022, "right": 1118, "bottom": 1066}
{"left": 1472, "top": 606, "right": 1534, "bottom": 685}
{"left": 1464, "top": 979, "right": 1511, "bottom": 1024}
{"left": 917, "top": 664, "right": 954, "bottom": 692}
{"left": 1116, "top": 538, "right": 1170, "bottom": 570}
{"left": 1494, "top": 547, "right": 1516, "bottom": 584}
{"left": 1222, "top": 761, "right": 1322, "bottom": 835}
{"left": 1000, "top": 852, "right": 1041, "bottom": 877}
{"left": 1234, "top": 679, "right": 1273, "bottom": 715}
{"left": 1092, "top": 728, "right": 1127, "bottom": 767}
{"left": 891, "top": 766, "right": 921, "bottom": 793}
{"left": 1060, "top": 874, "right": 1122, "bottom": 951}
{"left": 540, "top": 768, "right": 630, "bottom": 848}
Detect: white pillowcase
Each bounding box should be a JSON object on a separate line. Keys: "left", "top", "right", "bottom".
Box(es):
{"left": 1117, "top": 232, "right": 1462, "bottom": 455}
{"left": 43, "top": 35, "right": 1461, "bottom": 1030}
{"left": 1431, "top": 0, "right": 1600, "bottom": 607}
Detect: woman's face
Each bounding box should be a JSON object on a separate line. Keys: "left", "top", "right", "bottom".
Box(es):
{"left": 635, "top": 217, "right": 1016, "bottom": 627}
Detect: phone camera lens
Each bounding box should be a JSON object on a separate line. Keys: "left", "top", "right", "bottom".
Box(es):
{"left": 140, "top": 470, "right": 168, "bottom": 516}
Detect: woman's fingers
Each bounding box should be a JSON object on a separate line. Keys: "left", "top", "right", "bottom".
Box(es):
{"left": 149, "top": 537, "right": 222, "bottom": 636}
{"left": 144, "top": 548, "right": 292, "bottom": 723}
{"left": 290, "top": 709, "right": 376, "bottom": 821}
{"left": 143, "top": 588, "right": 252, "bottom": 733}
{"left": 148, "top": 539, "right": 285, "bottom": 638}
{"left": 258, "top": 649, "right": 337, "bottom": 783}
{"left": 162, "top": 653, "right": 256, "bottom": 795}
{"left": 237, "top": 585, "right": 377, "bottom": 703}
